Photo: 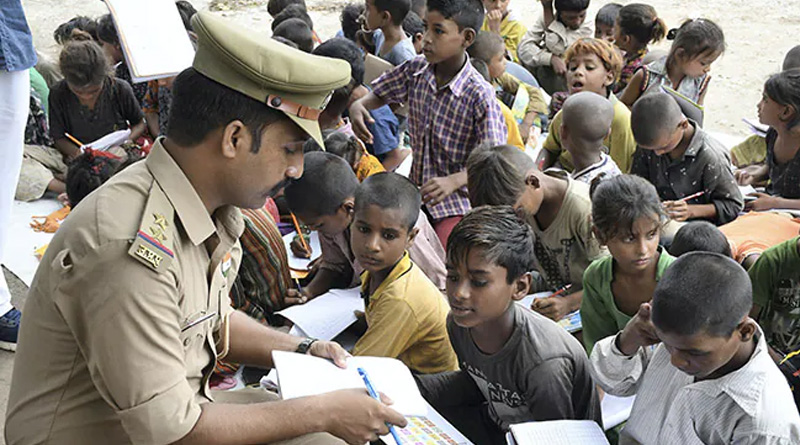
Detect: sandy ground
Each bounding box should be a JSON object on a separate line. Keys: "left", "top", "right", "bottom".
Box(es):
{"left": 1, "top": 0, "right": 796, "bottom": 440}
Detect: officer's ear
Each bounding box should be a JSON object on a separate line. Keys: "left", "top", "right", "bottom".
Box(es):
{"left": 221, "top": 120, "right": 250, "bottom": 159}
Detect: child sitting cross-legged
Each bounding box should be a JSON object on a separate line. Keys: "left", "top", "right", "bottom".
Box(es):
{"left": 560, "top": 91, "right": 622, "bottom": 184}
{"left": 351, "top": 173, "right": 458, "bottom": 373}
{"left": 284, "top": 152, "right": 446, "bottom": 300}
{"left": 467, "top": 144, "right": 607, "bottom": 322}
{"left": 415, "top": 206, "right": 601, "bottom": 444}
{"left": 590, "top": 252, "right": 800, "bottom": 443}
{"left": 630, "top": 93, "right": 743, "bottom": 236}
{"left": 540, "top": 38, "right": 638, "bottom": 174}
{"left": 581, "top": 174, "right": 674, "bottom": 354}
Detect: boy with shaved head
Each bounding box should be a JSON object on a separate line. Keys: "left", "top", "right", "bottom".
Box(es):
{"left": 630, "top": 93, "right": 743, "bottom": 230}
{"left": 561, "top": 91, "right": 621, "bottom": 184}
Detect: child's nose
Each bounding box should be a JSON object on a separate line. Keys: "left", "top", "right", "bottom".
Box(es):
{"left": 365, "top": 234, "right": 381, "bottom": 251}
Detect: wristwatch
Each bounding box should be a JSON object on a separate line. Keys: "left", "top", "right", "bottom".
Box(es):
{"left": 295, "top": 338, "right": 318, "bottom": 354}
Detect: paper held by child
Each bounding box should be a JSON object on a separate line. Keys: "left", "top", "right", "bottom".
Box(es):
{"left": 281, "top": 230, "right": 321, "bottom": 271}
{"left": 83, "top": 129, "right": 131, "bottom": 152}
{"left": 104, "top": 0, "right": 195, "bottom": 82}
{"left": 506, "top": 420, "right": 610, "bottom": 445}
{"left": 272, "top": 351, "right": 427, "bottom": 416}
{"left": 518, "top": 291, "right": 582, "bottom": 333}
{"left": 275, "top": 287, "right": 363, "bottom": 341}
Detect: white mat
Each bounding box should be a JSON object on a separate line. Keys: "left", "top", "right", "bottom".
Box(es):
{"left": 4, "top": 199, "right": 62, "bottom": 287}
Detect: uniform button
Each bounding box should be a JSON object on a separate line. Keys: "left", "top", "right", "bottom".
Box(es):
{"left": 183, "top": 337, "right": 191, "bottom": 346}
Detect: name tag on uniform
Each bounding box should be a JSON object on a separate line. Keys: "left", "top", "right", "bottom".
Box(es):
{"left": 221, "top": 252, "right": 232, "bottom": 278}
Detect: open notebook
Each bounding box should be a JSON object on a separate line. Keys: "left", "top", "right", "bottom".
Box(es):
{"left": 105, "top": 0, "right": 195, "bottom": 82}
{"left": 507, "top": 420, "right": 609, "bottom": 445}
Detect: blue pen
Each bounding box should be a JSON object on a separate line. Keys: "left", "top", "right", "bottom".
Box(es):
{"left": 357, "top": 367, "right": 403, "bottom": 445}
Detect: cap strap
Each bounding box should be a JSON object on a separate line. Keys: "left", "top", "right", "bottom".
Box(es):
{"left": 266, "top": 95, "right": 322, "bottom": 120}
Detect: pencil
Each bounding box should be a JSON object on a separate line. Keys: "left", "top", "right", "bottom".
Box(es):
{"left": 549, "top": 283, "right": 573, "bottom": 298}
{"left": 64, "top": 132, "right": 84, "bottom": 148}
{"left": 679, "top": 191, "right": 705, "bottom": 202}
{"left": 289, "top": 212, "right": 310, "bottom": 252}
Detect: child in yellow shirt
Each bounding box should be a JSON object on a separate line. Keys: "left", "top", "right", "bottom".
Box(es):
{"left": 481, "top": 0, "right": 526, "bottom": 63}
{"left": 351, "top": 173, "right": 458, "bottom": 374}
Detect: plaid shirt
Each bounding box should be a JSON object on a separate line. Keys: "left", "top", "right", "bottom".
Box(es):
{"left": 371, "top": 55, "right": 507, "bottom": 220}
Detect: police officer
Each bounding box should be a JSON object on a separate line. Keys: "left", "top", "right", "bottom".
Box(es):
{"left": 5, "top": 12, "right": 406, "bottom": 445}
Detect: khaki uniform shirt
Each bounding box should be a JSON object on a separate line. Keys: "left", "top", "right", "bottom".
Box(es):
{"left": 5, "top": 140, "right": 243, "bottom": 445}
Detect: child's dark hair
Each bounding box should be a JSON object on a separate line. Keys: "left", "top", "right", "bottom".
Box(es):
{"left": 555, "top": 0, "right": 590, "bottom": 12}
{"left": 272, "top": 35, "right": 300, "bottom": 50}
{"left": 284, "top": 152, "right": 360, "bottom": 217}
{"left": 590, "top": 174, "right": 665, "bottom": 242}
{"left": 630, "top": 92, "right": 684, "bottom": 146}
{"left": 447, "top": 206, "right": 536, "bottom": 283}
{"left": 53, "top": 16, "right": 97, "bottom": 45}
{"left": 59, "top": 37, "right": 110, "bottom": 87}
{"left": 468, "top": 31, "right": 505, "bottom": 65}
{"left": 403, "top": 11, "right": 424, "bottom": 39}
{"left": 175, "top": 1, "right": 198, "bottom": 31}
{"left": 617, "top": 4, "right": 667, "bottom": 45}
{"left": 466, "top": 144, "right": 535, "bottom": 207}
{"left": 313, "top": 37, "right": 365, "bottom": 86}
{"left": 268, "top": 0, "right": 306, "bottom": 17}
{"left": 303, "top": 136, "right": 324, "bottom": 153}
{"left": 272, "top": 4, "right": 314, "bottom": 31}
{"left": 411, "top": 0, "right": 425, "bottom": 16}
{"left": 667, "top": 18, "right": 725, "bottom": 64}
{"left": 96, "top": 14, "right": 119, "bottom": 46}
{"left": 783, "top": 45, "right": 800, "bottom": 72}
{"left": 325, "top": 132, "right": 362, "bottom": 168}
{"left": 764, "top": 70, "right": 800, "bottom": 130}
{"left": 375, "top": 0, "right": 412, "bottom": 26}
{"left": 273, "top": 19, "right": 314, "bottom": 53}
{"left": 669, "top": 221, "right": 732, "bottom": 258}
{"left": 426, "top": 0, "right": 484, "bottom": 32}
{"left": 355, "top": 172, "right": 421, "bottom": 231}
{"left": 652, "top": 252, "right": 751, "bottom": 338}
{"left": 341, "top": 3, "right": 366, "bottom": 42}
{"left": 66, "top": 149, "right": 131, "bottom": 208}
{"left": 595, "top": 3, "right": 621, "bottom": 28}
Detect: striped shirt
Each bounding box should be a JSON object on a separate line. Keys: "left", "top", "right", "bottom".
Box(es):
{"left": 590, "top": 329, "right": 800, "bottom": 444}
{"left": 371, "top": 55, "right": 507, "bottom": 220}
{"left": 571, "top": 152, "right": 622, "bottom": 185}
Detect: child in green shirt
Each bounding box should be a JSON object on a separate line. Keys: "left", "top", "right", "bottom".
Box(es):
{"left": 580, "top": 174, "right": 675, "bottom": 353}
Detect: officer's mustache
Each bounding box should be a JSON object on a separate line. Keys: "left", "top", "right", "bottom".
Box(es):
{"left": 267, "top": 177, "right": 296, "bottom": 198}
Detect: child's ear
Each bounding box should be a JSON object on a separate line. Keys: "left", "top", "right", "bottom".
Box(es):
{"left": 462, "top": 28, "right": 476, "bottom": 48}
{"left": 414, "top": 33, "right": 423, "bottom": 43}
{"left": 604, "top": 69, "right": 615, "bottom": 88}
{"left": 780, "top": 104, "right": 797, "bottom": 122}
{"left": 524, "top": 172, "right": 541, "bottom": 189}
{"left": 737, "top": 318, "right": 757, "bottom": 342}
{"left": 511, "top": 272, "right": 533, "bottom": 301}
{"left": 406, "top": 227, "right": 420, "bottom": 249}
{"left": 342, "top": 198, "right": 356, "bottom": 217}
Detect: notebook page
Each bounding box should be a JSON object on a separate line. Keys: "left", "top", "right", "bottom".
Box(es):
{"left": 509, "top": 420, "right": 609, "bottom": 445}
{"left": 282, "top": 231, "right": 322, "bottom": 271}
{"left": 275, "top": 287, "right": 363, "bottom": 341}
{"left": 105, "top": 0, "right": 195, "bottom": 82}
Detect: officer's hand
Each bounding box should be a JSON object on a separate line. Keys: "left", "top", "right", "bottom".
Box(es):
{"left": 284, "top": 289, "right": 309, "bottom": 306}
{"left": 309, "top": 340, "right": 351, "bottom": 368}
{"left": 320, "top": 389, "right": 407, "bottom": 445}
{"left": 349, "top": 100, "right": 375, "bottom": 145}
{"left": 290, "top": 237, "right": 312, "bottom": 259}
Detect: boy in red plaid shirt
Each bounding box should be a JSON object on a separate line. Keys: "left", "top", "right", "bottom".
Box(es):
{"left": 350, "top": 0, "right": 507, "bottom": 247}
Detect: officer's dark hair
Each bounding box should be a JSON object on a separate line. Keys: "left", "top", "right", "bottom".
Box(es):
{"left": 54, "top": 16, "right": 98, "bottom": 45}
{"left": 426, "top": 0, "right": 484, "bottom": 33}
{"left": 341, "top": 3, "right": 366, "bottom": 42}
{"left": 355, "top": 172, "right": 421, "bottom": 232}
{"left": 272, "top": 4, "right": 314, "bottom": 31}
{"left": 447, "top": 206, "right": 536, "bottom": 284}
{"left": 96, "top": 14, "right": 119, "bottom": 46}
{"left": 652, "top": 252, "right": 751, "bottom": 338}
{"left": 313, "top": 38, "right": 365, "bottom": 86}
{"left": 268, "top": 0, "right": 306, "bottom": 17}
{"left": 284, "top": 152, "right": 360, "bottom": 217}
{"left": 167, "top": 68, "right": 287, "bottom": 152}
{"left": 555, "top": 0, "right": 590, "bottom": 12}
{"left": 375, "top": 0, "right": 411, "bottom": 26}
{"left": 273, "top": 19, "right": 314, "bottom": 53}
{"left": 669, "top": 221, "right": 732, "bottom": 258}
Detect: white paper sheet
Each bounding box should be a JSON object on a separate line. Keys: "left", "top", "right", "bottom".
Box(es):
{"left": 273, "top": 351, "right": 427, "bottom": 416}
{"left": 104, "top": 0, "right": 195, "bottom": 82}
{"left": 84, "top": 129, "right": 131, "bottom": 151}
{"left": 282, "top": 230, "right": 321, "bottom": 271}
{"left": 4, "top": 199, "right": 62, "bottom": 287}
{"left": 509, "top": 420, "right": 609, "bottom": 445}
{"left": 601, "top": 394, "right": 635, "bottom": 430}
{"left": 275, "top": 287, "right": 363, "bottom": 341}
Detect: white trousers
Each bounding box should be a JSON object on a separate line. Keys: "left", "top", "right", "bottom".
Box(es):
{"left": 0, "top": 69, "right": 30, "bottom": 316}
